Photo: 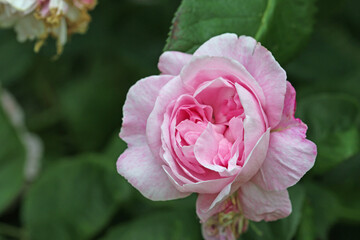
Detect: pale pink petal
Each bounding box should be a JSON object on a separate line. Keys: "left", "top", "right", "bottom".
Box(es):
{"left": 118, "top": 74, "right": 187, "bottom": 200}
{"left": 275, "top": 81, "right": 297, "bottom": 130}
{"left": 194, "top": 33, "right": 239, "bottom": 59}
{"left": 117, "top": 137, "right": 189, "bottom": 200}
{"left": 180, "top": 56, "right": 266, "bottom": 107}
{"left": 239, "top": 182, "right": 291, "bottom": 221}
{"left": 237, "top": 36, "right": 287, "bottom": 128}
{"left": 195, "top": 130, "right": 270, "bottom": 222}
{"left": 232, "top": 129, "right": 270, "bottom": 187}
{"left": 252, "top": 124, "right": 316, "bottom": 191}
{"left": 194, "top": 34, "right": 287, "bottom": 128}
{"left": 160, "top": 95, "right": 220, "bottom": 183}
{"left": 163, "top": 166, "right": 233, "bottom": 194}
{"left": 194, "top": 123, "right": 227, "bottom": 173}
{"left": 158, "top": 51, "right": 192, "bottom": 75}
{"left": 120, "top": 75, "right": 174, "bottom": 144}
{"left": 146, "top": 76, "right": 188, "bottom": 156}
{"left": 235, "top": 83, "right": 267, "bottom": 158}
{"left": 196, "top": 185, "right": 232, "bottom": 222}
{"left": 252, "top": 82, "right": 317, "bottom": 191}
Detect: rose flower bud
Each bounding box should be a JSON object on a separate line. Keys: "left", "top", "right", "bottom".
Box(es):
{"left": 117, "top": 33, "right": 317, "bottom": 239}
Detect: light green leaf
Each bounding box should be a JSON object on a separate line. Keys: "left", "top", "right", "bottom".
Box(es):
{"left": 165, "top": 0, "right": 316, "bottom": 63}
{"left": 297, "top": 94, "right": 360, "bottom": 173}
{"left": 101, "top": 210, "right": 201, "bottom": 240}
{"left": 242, "top": 185, "right": 305, "bottom": 240}
{"left": 23, "top": 154, "right": 131, "bottom": 240}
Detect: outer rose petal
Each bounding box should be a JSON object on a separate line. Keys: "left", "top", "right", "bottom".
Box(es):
{"left": 194, "top": 33, "right": 287, "bottom": 128}
{"left": 196, "top": 185, "right": 231, "bottom": 223}
{"left": 252, "top": 82, "right": 317, "bottom": 191}
{"left": 117, "top": 137, "right": 190, "bottom": 201}
{"left": 239, "top": 182, "right": 291, "bottom": 221}
{"left": 121, "top": 75, "right": 173, "bottom": 144}
{"left": 158, "top": 51, "right": 192, "bottom": 75}
{"left": 146, "top": 76, "right": 188, "bottom": 156}
{"left": 180, "top": 56, "right": 266, "bottom": 107}
{"left": 118, "top": 74, "right": 188, "bottom": 200}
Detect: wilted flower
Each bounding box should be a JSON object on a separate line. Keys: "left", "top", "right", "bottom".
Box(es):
{"left": 0, "top": 0, "right": 97, "bottom": 54}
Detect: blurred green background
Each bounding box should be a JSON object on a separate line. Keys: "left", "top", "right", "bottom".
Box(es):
{"left": 0, "top": 0, "right": 359, "bottom": 239}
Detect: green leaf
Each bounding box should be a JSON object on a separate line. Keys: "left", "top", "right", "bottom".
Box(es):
{"left": 58, "top": 62, "right": 124, "bottom": 151}
{"left": 0, "top": 88, "right": 26, "bottom": 215}
{"left": 296, "top": 204, "right": 316, "bottom": 240}
{"left": 323, "top": 154, "right": 360, "bottom": 222}
{"left": 296, "top": 94, "right": 360, "bottom": 173}
{"left": 286, "top": 25, "right": 360, "bottom": 86}
{"left": 23, "top": 154, "right": 131, "bottom": 240}
{"left": 242, "top": 185, "right": 305, "bottom": 240}
{"left": 101, "top": 210, "right": 201, "bottom": 240}
{"left": 165, "top": 0, "right": 316, "bottom": 63}
{"left": 298, "top": 183, "right": 340, "bottom": 240}
{"left": 104, "top": 133, "right": 127, "bottom": 159}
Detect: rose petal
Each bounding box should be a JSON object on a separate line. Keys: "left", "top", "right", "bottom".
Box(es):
{"left": 235, "top": 83, "right": 267, "bottom": 158}
{"left": 194, "top": 123, "right": 227, "bottom": 173}
{"left": 158, "top": 51, "right": 192, "bottom": 75}
{"left": 252, "top": 82, "right": 317, "bottom": 191}
{"left": 180, "top": 56, "right": 266, "bottom": 107}
{"left": 117, "top": 137, "right": 189, "bottom": 200}
{"left": 163, "top": 166, "right": 233, "bottom": 195}
{"left": 147, "top": 76, "right": 188, "bottom": 157}
{"left": 237, "top": 36, "right": 287, "bottom": 128}
{"left": 194, "top": 33, "right": 239, "bottom": 59}
{"left": 195, "top": 130, "right": 270, "bottom": 222}
{"left": 194, "top": 34, "right": 287, "bottom": 128}
{"left": 239, "top": 181, "right": 291, "bottom": 221}
{"left": 120, "top": 75, "right": 174, "bottom": 144}
{"left": 118, "top": 75, "right": 186, "bottom": 201}
{"left": 252, "top": 123, "right": 316, "bottom": 191}
{"left": 196, "top": 184, "right": 232, "bottom": 222}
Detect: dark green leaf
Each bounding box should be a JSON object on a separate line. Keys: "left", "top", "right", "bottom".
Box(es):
{"left": 101, "top": 210, "right": 201, "bottom": 240}
{"left": 323, "top": 154, "right": 360, "bottom": 222}
{"left": 297, "top": 94, "right": 360, "bottom": 173}
{"left": 58, "top": 62, "right": 124, "bottom": 151}
{"left": 165, "top": 0, "right": 316, "bottom": 63}
{"left": 299, "top": 183, "right": 340, "bottom": 240}
{"left": 286, "top": 25, "right": 360, "bottom": 86}
{"left": 23, "top": 154, "right": 131, "bottom": 240}
{"left": 104, "top": 133, "right": 127, "bottom": 160}
{"left": 296, "top": 204, "right": 316, "bottom": 240}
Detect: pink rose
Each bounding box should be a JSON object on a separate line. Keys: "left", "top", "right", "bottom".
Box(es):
{"left": 117, "top": 33, "right": 316, "bottom": 224}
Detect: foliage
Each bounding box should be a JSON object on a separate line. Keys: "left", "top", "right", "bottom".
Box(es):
{"left": 0, "top": 0, "right": 360, "bottom": 239}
